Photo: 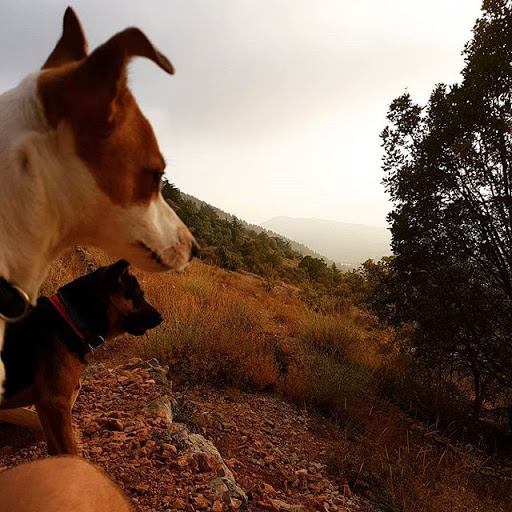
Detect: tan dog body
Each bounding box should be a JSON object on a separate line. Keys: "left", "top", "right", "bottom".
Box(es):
{"left": 0, "top": 457, "right": 133, "bottom": 512}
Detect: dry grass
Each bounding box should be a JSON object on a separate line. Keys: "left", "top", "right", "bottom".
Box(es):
{"left": 40, "top": 247, "right": 512, "bottom": 512}
{"left": 139, "top": 263, "right": 279, "bottom": 390}
{"left": 328, "top": 437, "right": 506, "bottom": 512}
{"left": 39, "top": 249, "right": 88, "bottom": 295}
{"left": 40, "top": 246, "right": 115, "bottom": 295}
{"left": 297, "top": 310, "right": 363, "bottom": 361}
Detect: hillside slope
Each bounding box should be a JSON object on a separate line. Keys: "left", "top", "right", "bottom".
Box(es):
{"left": 181, "top": 193, "right": 337, "bottom": 265}
{"left": 1, "top": 247, "right": 510, "bottom": 512}
{"left": 0, "top": 358, "right": 367, "bottom": 511}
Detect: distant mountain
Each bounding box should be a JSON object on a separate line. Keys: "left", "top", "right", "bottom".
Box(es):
{"left": 262, "top": 216, "right": 391, "bottom": 266}
{"left": 181, "top": 193, "right": 338, "bottom": 265}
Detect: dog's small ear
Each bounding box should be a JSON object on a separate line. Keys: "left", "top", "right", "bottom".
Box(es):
{"left": 93, "top": 27, "right": 174, "bottom": 76}
{"left": 106, "top": 259, "right": 130, "bottom": 284}
{"left": 62, "top": 27, "right": 173, "bottom": 128}
{"left": 42, "top": 7, "right": 88, "bottom": 69}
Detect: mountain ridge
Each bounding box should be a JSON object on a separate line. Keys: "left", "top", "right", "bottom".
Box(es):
{"left": 265, "top": 214, "right": 388, "bottom": 229}
{"left": 181, "top": 193, "right": 341, "bottom": 266}
{"left": 262, "top": 215, "right": 391, "bottom": 266}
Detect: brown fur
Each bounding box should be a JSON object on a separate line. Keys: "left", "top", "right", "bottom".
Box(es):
{"left": 37, "top": 10, "right": 173, "bottom": 207}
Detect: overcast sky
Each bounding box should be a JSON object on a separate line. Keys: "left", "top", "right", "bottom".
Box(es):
{"left": 0, "top": 1, "right": 483, "bottom": 227}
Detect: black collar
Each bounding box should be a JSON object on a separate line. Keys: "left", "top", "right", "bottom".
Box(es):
{"left": 49, "top": 292, "right": 105, "bottom": 351}
{"left": 0, "top": 278, "right": 32, "bottom": 323}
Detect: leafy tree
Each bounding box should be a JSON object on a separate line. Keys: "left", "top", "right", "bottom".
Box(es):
{"left": 381, "top": 0, "right": 512, "bottom": 417}
{"left": 298, "top": 256, "right": 330, "bottom": 285}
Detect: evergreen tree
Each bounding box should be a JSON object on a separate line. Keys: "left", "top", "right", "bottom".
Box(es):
{"left": 381, "top": 0, "right": 512, "bottom": 415}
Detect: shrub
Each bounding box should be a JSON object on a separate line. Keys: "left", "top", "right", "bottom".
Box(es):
{"left": 297, "top": 311, "right": 362, "bottom": 362}
{"left": 140, "top": 266, "right": 279, "bottom": 390}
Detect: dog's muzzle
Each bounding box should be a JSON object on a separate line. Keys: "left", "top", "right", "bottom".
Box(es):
{"left": 0, "top": 278, "right": 32, "bottom": 323}
{"left": 122, "top": 310, "right": 163, "bottom": 336}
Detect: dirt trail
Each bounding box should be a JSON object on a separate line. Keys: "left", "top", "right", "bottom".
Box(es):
{"left": 0, "top": 349, "right": 374, "bottom": 512}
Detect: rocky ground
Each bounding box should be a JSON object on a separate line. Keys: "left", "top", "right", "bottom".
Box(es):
{"left": 0, "top": 357, "right": 373, "bottom": 512}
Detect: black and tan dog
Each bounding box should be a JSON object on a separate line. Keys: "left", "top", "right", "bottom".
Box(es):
{"left": 0, "top": 260, "right": 162, "bottom": 455}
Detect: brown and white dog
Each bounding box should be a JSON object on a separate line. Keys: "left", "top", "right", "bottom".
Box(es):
{"left": 1, "top": 260, "right": 162, "bottom": 456}
{"left": 0, "top": 8, "right": 196, "bottom": 401}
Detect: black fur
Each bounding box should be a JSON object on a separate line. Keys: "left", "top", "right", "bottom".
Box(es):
{"left": 1, "top": 261, "right": 162, "bottom": 405}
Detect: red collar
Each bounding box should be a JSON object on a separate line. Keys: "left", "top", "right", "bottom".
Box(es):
{"left": 49, "top": 293, "right": 86, "bottom": 342}
{"left": 49, "top": 292, "right": 106, "bottom": 350}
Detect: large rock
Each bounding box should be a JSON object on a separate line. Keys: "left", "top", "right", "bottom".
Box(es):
{"left": 148, "top": 391, "right": 248, "bottom": 510}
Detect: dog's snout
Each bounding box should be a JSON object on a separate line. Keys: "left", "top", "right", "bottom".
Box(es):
{"left": 148, "top": 305, "right": 164, "bottom": 326}
{"left": 145, "top": 307, "right": 163, "bottom": 329}
{"left": 190, "top": 238, "right": 200, "bottom": 261}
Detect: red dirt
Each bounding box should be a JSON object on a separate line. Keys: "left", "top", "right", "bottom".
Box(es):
{"left": 0, "top": 348, "right": 371, "bottom": 511}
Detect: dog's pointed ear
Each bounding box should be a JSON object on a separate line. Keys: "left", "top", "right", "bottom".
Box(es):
{"left": 69, "top": 28, "right": 174, "bottom": 127}
{"left": 106, "top": 260, "right": 130, "bottom": 284}
{"left": 42, "top": 7, "right": 88, "bottom": 69}
{"left": 39, "top": 26, "right": 174, "bottom": 129}
{"left": 94, "top": 27, "right": 174, "bottom": 76}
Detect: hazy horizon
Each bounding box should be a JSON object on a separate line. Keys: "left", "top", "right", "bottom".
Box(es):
{"left": 263, "top": 214, "right": 391, "bottom": 230}
{"left": 263, "top": 215, "right": 391, "bottom": 265}
{"left": 0, "top": 1, "right": 482, "bottom": 227}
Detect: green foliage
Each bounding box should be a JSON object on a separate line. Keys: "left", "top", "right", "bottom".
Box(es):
{"left": 294, "top": 311, "right": 374, "bottom": 419}
{"left": 298, "top": 349, "right": 371, "bottom": 418}
{"left": 381, "top": 0, "right": 512, "bottom": 419}
{"left": 162, "top": 179, "right": 343, "bottom": 288}
{"left": 161, "top": 180, "right": 181, "bottom": 207}
{"left": 163, "top": 179, "right": 387, "bottom": 308}
{"left": 299, "top": 256, "right": 332, "bottom": 286}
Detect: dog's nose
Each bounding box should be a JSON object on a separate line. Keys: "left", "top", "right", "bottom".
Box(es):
{"left": 190, "top": 238, "right": 200, "bottom": 261}
{"left": 154, "top": 313, "right": 164, "bottom": 326}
